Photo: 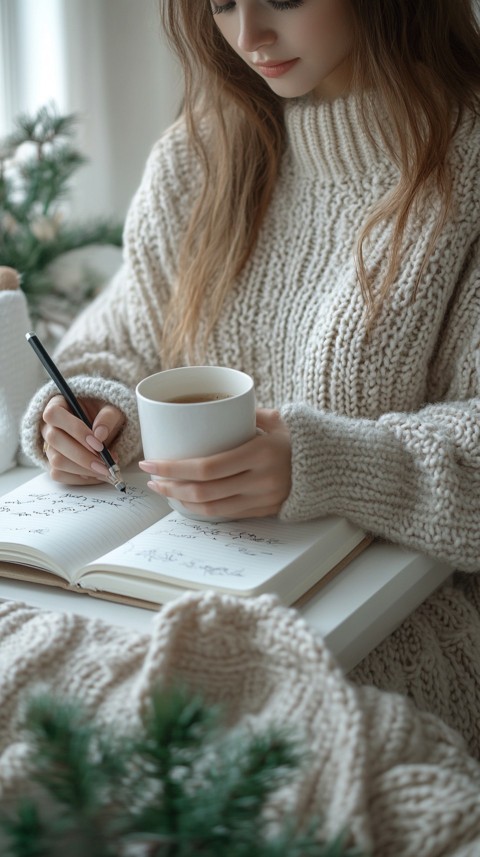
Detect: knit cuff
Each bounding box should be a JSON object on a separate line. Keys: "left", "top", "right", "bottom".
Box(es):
{"left": 20, "top": 375, "right": 142, "bottom": 469}
{"left": 278, "top": 402, "right": 391, "bottom": 526}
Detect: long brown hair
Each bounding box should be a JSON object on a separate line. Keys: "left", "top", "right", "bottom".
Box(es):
{"left": 160, "top": 0, "right": 480, "bottom": 364}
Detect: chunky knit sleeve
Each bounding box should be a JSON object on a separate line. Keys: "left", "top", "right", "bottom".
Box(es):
{"left": 21, "top": 121, "right": 198, "bottom": 468}
{"left": 280, "top": 239, "right": 480, "bottom": 572}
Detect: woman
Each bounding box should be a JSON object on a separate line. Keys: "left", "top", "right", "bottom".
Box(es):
{"left": 22, "top": 0, "right": 480, "bottom": 751}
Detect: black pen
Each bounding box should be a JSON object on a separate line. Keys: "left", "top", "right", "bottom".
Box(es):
{"left": 26, "top": 332, "right": 126, "bottom": 493}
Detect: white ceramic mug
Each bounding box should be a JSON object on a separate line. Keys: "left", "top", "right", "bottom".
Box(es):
{"left": 135, "top": 365, "right": 256, "bottom": 519}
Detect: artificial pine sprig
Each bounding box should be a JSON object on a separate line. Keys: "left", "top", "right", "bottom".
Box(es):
{"left": 0, "top": 686, "right": 365, "bottom": 857}
{"left": 0, "top": 103, "right": 122, "bottom": 317}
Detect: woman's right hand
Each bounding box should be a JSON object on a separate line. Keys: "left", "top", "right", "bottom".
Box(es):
{"left": 41, "top": 395, "right": 125, "bottom": 485}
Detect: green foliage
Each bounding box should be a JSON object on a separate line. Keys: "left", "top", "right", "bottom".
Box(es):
{"left": 0, "top": 686, "right": 365, "bottom": 857}
{"left": 0, "top": 103, "right": 122, "bottom": 316}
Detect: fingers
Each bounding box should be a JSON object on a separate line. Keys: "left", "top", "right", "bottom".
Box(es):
{"left": 255, "top": 408, "right": 283, "bottom": 431}
{"left": 139, "top": 442, "right": 253, "bottom": 483}
{"left": 92, "top": 404, "right": 125, "bottom": 447}
{"left": 41, "top": 395, "right": 124, "bottom": 486}
{"left": 42, "top": 429, "right": 111, "bottom": 481}
{"left": 139, "top": 409, "right": 288, "bottom": 482}
{"left": 146, "top": 471, "right": 252, "bottom": 505}
{"left": 146, "top": 467, "right": 284, "bottom": 518}
{"left": 147, "top": 476, "right": 282, "bottom": 519}
{"left": 139, "top": 409, "right": 292, "bottom": 519}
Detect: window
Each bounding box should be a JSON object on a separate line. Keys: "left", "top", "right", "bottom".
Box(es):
{"left": 0, "top": 0, "right": 15, "bottom": 138}
{"left": 0, "top": 0, "right": 66, "bottom": 139}
{"left": 0, "top": 0, "right": 180, "bottom": 218}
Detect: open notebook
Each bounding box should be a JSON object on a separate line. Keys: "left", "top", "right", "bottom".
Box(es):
{"left": 0, "top": 471, "right": 370, "bottom": 609}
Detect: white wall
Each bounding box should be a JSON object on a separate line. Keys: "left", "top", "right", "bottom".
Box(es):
{"left": 61, "top": 0, "right": 182, "bottom": 219}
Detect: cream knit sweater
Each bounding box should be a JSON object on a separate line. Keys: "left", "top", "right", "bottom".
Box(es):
{"left": 20, "top": 95, "right": 480, "bottom": 749}
{"left": 21, "top": 95, "right": 480, "bottom": 570}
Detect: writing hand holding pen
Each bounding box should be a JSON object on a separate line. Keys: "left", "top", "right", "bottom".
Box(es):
{"left": 26, "top": 333, "right": 127, "bottom": 492}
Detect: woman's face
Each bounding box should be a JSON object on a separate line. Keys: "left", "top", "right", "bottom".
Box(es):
{"left": 210, "top": 0, "right": 354, "bottom": 100}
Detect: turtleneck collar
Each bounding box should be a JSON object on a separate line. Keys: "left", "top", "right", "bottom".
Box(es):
{"left": 284, "top": 93, "right": 398, "bottom": 182}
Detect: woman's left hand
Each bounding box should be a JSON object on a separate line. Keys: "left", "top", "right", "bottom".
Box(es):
{"left": 138, "top": 408, "right": 292, "bottom": 518}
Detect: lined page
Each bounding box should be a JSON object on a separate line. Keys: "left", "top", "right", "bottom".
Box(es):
{"left": 83, "top": 511, "right": 361, "bottom": 597}
{"left": 0, "top": 472, "right": 168, "bottom": 580}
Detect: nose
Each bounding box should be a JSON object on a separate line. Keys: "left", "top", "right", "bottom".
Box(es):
{"left": 237, "top": 6, "right": 276, "bottom": 53}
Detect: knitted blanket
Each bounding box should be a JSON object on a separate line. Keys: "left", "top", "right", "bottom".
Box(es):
{"left": 1, "top": 594, "right": 479, "bottom": 856}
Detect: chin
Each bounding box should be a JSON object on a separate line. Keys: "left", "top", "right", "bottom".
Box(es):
{"left": 265, "top": 80, "right": 318, "bottom": 100}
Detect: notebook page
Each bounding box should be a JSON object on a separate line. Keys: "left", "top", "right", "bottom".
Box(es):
{"left": 82, "top": 511, "right": 357, "bottom": 596}
{"left": 0, "top": 472, "right": 168, "bottom": 580}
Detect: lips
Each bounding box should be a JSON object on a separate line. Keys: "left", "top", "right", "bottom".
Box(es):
{"left": 253, "top": 58, "right": 299, "bottom": 78}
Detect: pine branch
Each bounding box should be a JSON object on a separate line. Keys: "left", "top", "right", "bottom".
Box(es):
{"left": 0, "top": 102, "right": 123, "bottom": 323}
{"left": 0, "top": 799, "right": 48, "bottom": 857}
{"left": 7, "top": 103, "right": 78, "bottom": 149}
{"left": 17, "top": 147, "right": 87, "bottom": 219}
{"left": 0, "top": 687, "right": 366, "bottom": 857}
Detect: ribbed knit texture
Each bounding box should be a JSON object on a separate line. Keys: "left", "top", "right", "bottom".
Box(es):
{"left": 1, "top": 595, "right": 480, "bottom": 857}
{"left": 19, "top": 95, "right": 480, "bottom": 750}
{"left": 349, "top": 571, "right": 480, "bottom": 760}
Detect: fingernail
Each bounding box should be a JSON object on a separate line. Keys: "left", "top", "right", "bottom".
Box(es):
{"left": 91, "top": 460, "right": 109, "bottom": 475}
{"left": 138, "top": 460, "right": 154, "bottom": 470}
{"left": 94, "top": 425, "right": 109, "bottom": 442}
{"left": 86, "top": 434, "right": 104, "bottom": 452}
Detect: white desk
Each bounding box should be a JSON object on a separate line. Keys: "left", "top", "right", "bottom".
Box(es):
{"left": 0, "top": 466, "right": 453, "bottom": 672}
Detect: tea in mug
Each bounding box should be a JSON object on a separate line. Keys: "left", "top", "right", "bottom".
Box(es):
{"left": 164, "top": 393, "right": 232, "bottom": 403}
